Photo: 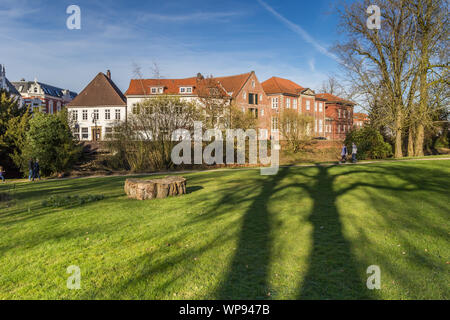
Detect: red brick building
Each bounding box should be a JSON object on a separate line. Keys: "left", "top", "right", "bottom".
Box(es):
{"left": 316, "top": 93, "right": 355, "bottom": 141}
{"left": 261, "top": 77, "right": 326, "bottom": 139}
{"left": 353, "top": 112, "right": 369, "bottom": 129}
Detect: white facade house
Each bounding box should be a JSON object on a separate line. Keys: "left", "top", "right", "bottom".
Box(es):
{"left": 66, "top": 70, "right": 127, "bottom": 141}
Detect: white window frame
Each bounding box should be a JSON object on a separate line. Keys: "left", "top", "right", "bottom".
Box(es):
{"left": 105, "top": 109, "right": 111, "bottom": 120}
{"left": 286, "top": 98, "right": 291, "bottom": 109}
{"left": 319, "top": 102, "right": 323, "bottom": 112}
{"left": 306, "top": 100, "right": 310, "bottom": 111}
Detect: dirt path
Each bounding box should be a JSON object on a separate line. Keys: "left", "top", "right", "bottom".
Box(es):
{"left": 3, "top": 157, "right": 450, "bottom": 183}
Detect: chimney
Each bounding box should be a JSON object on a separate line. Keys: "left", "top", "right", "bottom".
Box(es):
{"left": 196, "top": 72, "right": 204, "bottom": 80}
{"left": 107, "top": 70, "right": 111, "bottom": 79}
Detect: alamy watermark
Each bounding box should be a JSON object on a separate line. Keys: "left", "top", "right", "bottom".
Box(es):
{"left": 366, "top": 265, "right": 381, "bottom": 290}
{"left": 367, "top": 5, "right": 381, "bottom": 30}
{"left": 171, "top": 122, "right": 280, "bottom": 175}
{"left": 66, "top": 5, "right": 81, "bottom": 30}
{"left": 67, "top": 265, "right": 81, "bottom": 290}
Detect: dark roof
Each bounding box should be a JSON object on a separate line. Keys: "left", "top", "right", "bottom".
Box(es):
{"left": 12, "top": 80, "right": 77, "bottom": 99}
{"left": 5, "top": 78, "right": 20, "bottom": 95}
{"left": 67, "top": 72, "right": 126, "bottom": 107}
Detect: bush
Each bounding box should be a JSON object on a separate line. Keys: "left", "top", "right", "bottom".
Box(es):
{"left": 345, "top": 126, "right": 392, "bottom": 160}
{"left": 20, "top": 111, "right": 82, "bottom": 176}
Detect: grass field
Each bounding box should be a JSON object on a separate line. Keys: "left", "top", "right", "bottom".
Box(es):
{"left": 0, "top": 159, "right": 449, "bottom": 299}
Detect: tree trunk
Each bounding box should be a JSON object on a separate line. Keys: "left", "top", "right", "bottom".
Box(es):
{"left": 394, "top": 110, "right": 403, "bottom": 158}
{"left": 407, "top": 127, "right": 415, "bottom": 157}
{"left": 414, "top": 123, "right": 425, "bottom": 156}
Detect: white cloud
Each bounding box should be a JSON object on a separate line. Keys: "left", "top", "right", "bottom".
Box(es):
{"left": 257, "top": 0, "right": 341, "bottom": 63}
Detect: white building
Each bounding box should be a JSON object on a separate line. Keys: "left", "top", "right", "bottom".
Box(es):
{"left": 66, "top": 70, "right": 127, "bottom": 141}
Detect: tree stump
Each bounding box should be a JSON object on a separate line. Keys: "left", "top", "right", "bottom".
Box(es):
{"left": 124, "top": 176, "right": 187, "bottom": 200}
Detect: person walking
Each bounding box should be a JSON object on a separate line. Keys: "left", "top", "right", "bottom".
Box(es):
{"left": 33, "top": 159, "right": 41, "bottom": 181}
{"left": 340, "top": 144, "right": 348, "bottom": 164}
{"left": 0, "top": 166, "right": 5, "bottom": 183}
{"left": 28, "top": 158, "right": 34, "bottom": 181}
{"left": 352, "top": 143, "right": 358, "bottom": 163}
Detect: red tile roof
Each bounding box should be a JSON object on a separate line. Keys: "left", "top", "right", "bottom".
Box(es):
{"left": 262, "top": 77, "right": 304, "bottom": 95}
{"left": 213, "top": 72, "right": 252, "bottom": 98}
{"left": 354, "top": 112, "right": 369, "bottom": 120}
{"left": 316, "top": 93, "right": 355, "bottom": 105}
{"left": 125, "top": 72, "right": 252, "bottom": 98}
{"left": 125, "top": 77, "right": 199, "bottom": 96}
{"left": 67, "top": 72, "right": 126, "bottom": 107}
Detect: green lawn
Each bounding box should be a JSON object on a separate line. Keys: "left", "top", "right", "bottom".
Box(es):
{"left": 0, "top": 160, "right": 449, "bottom": 299}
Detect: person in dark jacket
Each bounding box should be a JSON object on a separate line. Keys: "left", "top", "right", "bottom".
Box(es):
{"left": 340, "top": 144, "right": 348, "bottom": 164}
{"left": 0, "top": 166, "right": 5, "bottom": 183}
{"left": 33, "top": 159, "right": 41, "bottom": 181}
{"left": 28, "top": 158, "right": 34, "bottom": 181}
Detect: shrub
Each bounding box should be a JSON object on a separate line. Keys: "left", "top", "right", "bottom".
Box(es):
{"left": 20, "top": 111, "right": 82, "bottom": 176}
{"left": 345, "top": 126, "right": 392, "bottom": 160}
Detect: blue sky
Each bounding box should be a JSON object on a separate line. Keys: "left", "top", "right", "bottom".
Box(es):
{"left": 0, "top": 0, "right": 347, "bottom": 93}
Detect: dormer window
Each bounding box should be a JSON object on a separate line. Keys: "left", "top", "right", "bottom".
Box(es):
{"left": 150, "top": 87, "right": 164, "bottom": 94}
{"left": 179, "top": 87, "right": 193, "bottom": 94}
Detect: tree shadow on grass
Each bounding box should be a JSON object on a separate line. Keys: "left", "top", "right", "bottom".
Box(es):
{"left": 296, "top": 165, "right": 373, "bottom": 299}
{"left": 215, "top": 168, "right": 290, "bottom": 299}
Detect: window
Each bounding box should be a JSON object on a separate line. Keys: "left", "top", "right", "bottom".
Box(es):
{"left": 259, "top": 129, "right": 268, "bottom": 140}
{"left": 49, "top": 101, "right": 53, "bottom": 114}
{"left": 314, "top": 102, "right": 318, "bottom": 112}
{"left": 293, "top": 99, "right": 297, "bottom": 109}
{"left": 179, "top": 87, "right": 192, "bottom": 94}
{"left": 338, "top": 125, "right": 341, "bottom": 133}
{"left": 319, "top": 103, "right": 323, "bottom": 112}
{"left": 261, "top": 109, "right": 264, "bottom": 116}
{"left": 105, "top": 127, "right": 113, "bottom": 133}
{"left": 57, "top": 102, "right": 61, "bottom": 112}
{"left": 271, "top": 117, "right": 279, "bottom": 131}
{"left": 271, "top": 97, "right": 279, "bottom": 108}
{"left": 260, "top": 94, "right": 263, "bottom": 102}
{"left": 249, "top": 108, "right": 258, "bottom": 119}
{"left": 315, "top": 120, "right": 318, "bottom": 133}
{"left": 34, "top": 87, "right": 38, "bottom": 93}
{"left": 319, "top": 119, "right": 323, "bottom": 133}
{"left": 243, "top": 92, "right": 246, "bottom": 99}
{"left": 82, "top": 110, "right": 88, "bottom": 120}
{"left": 93, "top": 109, "right": 99, "bottom": 120}
{"left": 306, "top": 100, "right": 310, "bottom": 111}
{"left": 105, "top": 109, "right": 111, "bottom": 120}
{"left": 151, "top": 87, "right": 157, "bottom": 94}
{"left": 286, "top": 98, "right": 291, "bottom": 109}
{"left": 248, "top": 93, "right": 258, "bottom": 105}
{"left": 338, "top": 109, "right": 341, "bottom": 118}
{"left": 81, "top": 127, "right": 88, "bottom": 140}
{"left": 115, "top": 109, "right": 121, "bottom": 120}
{"left": 72, "top": 110, "right": 78, "bottom": 121}
{"left": 252, "top": 80, "right": 255, "bottom": 88}
{"left": 132, "top": 105, "right": 140, "bottom": 114}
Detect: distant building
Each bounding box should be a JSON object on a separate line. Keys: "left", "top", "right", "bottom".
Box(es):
{"left": 0, "top": 64, "right": 22, "bottom": 103}
{"left": 354, "top": 112, "right": 369, "bottom": 128}
{"left": 125, "top": 71, "right": 271, "bottom": 139}
{"left": 66, "top": 70, "right": 127, "bottom": 141}
{"left": 12, "top": 78, "right": 77, "bottom": 114}
{"left": 316, "top": 93, "right": 355, "bottom": 141}
{"left": 262, "top": 77, "right": 326, "bottom": 139}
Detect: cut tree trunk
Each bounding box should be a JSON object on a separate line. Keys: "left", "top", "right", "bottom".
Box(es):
{"left": 124, "top": 176, "right": 187, "bottom": 200}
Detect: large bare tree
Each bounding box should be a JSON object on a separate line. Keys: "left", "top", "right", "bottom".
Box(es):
{"left": 336, "top": 0, "right": 417, "bottom": 158}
